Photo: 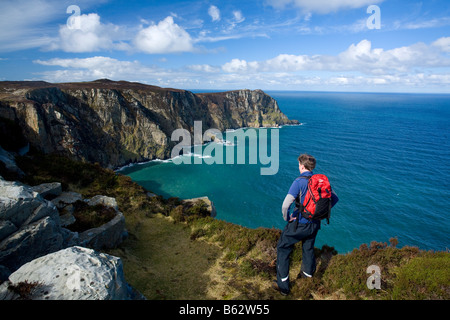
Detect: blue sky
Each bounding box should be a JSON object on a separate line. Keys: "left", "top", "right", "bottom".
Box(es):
{"left": 0, "top": 0, "right": 449, "bottom": 93}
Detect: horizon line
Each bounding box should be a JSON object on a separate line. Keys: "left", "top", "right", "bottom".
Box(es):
{"left": 2, "top": 78, "right": 449, "bottom": 95}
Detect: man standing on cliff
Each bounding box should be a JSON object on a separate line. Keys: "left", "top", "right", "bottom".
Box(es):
{"left": 274, "top": 154, "right": 339, "bottom": 296}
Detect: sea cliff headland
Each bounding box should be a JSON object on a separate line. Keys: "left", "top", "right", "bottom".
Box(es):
{"left": 0, "top": 79, "right": 298, "bottom": 169}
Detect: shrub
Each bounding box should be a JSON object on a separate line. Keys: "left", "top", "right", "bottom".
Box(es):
{"left": 169, "top": 205, "right": 185, "bottom": 222}
{"left": 67, "top": 201, "right": 117, "bottom": 232}
{"left": 184, "top": 200, "right": 210, "bottom": 217}
{"left": 8, "top": 281, "right": 42, "bottom": 300}
{"left": 392, "top": 252, "right": 450, "bottom": 300}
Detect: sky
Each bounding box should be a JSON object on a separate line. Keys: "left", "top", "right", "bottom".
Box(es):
{"left": 0, "top": 0, "right": 449, "bottom": 93}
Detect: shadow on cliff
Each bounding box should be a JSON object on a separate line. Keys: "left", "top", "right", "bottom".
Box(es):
{"left": 119, "top": 172, "right": 171, "bottom": 200}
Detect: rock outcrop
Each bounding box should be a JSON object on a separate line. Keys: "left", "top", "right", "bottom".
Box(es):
{"left": 0, "top": 176, "right": 136, "bottom": 300}
{"left": 184, "top": 196, "right": 217, "bottom": 218}
{"left": 0, "top": 179, "right": 69, "bottom": 273}
{"left": 0, "top": 246, "right": 140, "bottom": 300}
{"left": 0, "top": 177, "right": 127, "bottom": 280}
{"left": 0, "top": 146, "right": 24, "bottom": 178}
{"left": 0, "top": 79, "right": 299, "bottom": 169}
{"left": 78, "top": 195, "right": 126, "bottom": 251}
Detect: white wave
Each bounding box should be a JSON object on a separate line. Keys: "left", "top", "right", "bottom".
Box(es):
{"left": 214, "top": 139, "right": 236, "bottom": 146}
{"left": 115, "top": 159, "right": 153, "bottom": 172}
{"left": 152, "top": 158, "right": 173, "bottom": 163}
{"left": 183, "top": 152, "right": 213, "bottom": 159}
{"left": 258, "top": 125, "right": 281, "bottom": 129}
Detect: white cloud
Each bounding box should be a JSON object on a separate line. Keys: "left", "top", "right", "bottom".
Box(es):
{"left": 134, "top": 16, "right": 194, "bottom": 54}
{"left": 32, "top": 37, "right": 450, "bottom": 93}
{"left": 0, "top": 0, "right": 110, "bottom": 52}
{"left": 195, "top": 32, "right": 248, "bottom": 43}
{"left": 35, "top": 56, "right": 130, "bottom": 69}
{"left": 50, "top": 13, "right": 128, "bottom": 53}
{"left": 432, "top": 37, "right": 450, "bottom": 53}
{"left": 51, "top": 13, "right": 196, "bottom": 54}
{"left": 0, "top": 0, "right": 59, "bottom": 52}
{"left": 218, "top": 39, "right": 450, "bottom": 75}
{"left": 222, "top": 59, "right": 250, "bottom": 73}
{"left": 188, "top": 64, "right": 221, "bottom": 73}
{"left": 186, "top": 71, "right": 450, "bottom": 92}
{"left": 266, "top": 0, "right": 384, "bottom": 14}
{"left": 178, "top": 37, "right": 450, "bottom": 91}
{"left": 34, "top": 56, "right": 155, "bottom": 82}
{"left": 219, "top": 9, "right": 246, "bottom": 33}
{"left": 232, "top": 10, "right": 245, "bottom": 23}
{"left": 0, "top": 1, "right": 194, "bottom": 54}
{"left": 396, "top": 16, "right": 450, "bottom": 31}
{"left": 208, "top": 5, "right": 221, "bottom": 22}
{"left": 33, "top": 55, "right": 212, "bottom": 89}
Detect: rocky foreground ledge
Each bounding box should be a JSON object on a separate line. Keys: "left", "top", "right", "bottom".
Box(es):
{"left": 0, "top": 176, "right": 141, "bottom": 300}
{"left": 0, "top": 166, "right": 217, "bottom": 300}
{"left": 0, "top": 246, "right": 138, "bottom": 300}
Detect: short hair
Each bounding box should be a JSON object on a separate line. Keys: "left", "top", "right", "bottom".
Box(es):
{"left": 298, "top": 154, "right": 316, "bottom": 171}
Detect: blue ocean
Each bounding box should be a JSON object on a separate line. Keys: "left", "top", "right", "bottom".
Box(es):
{"left": 120, "top": 91, "right": 450, "bottom": 253}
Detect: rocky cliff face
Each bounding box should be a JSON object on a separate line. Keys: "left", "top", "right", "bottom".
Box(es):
{"left": 0, "top": 79, "right": 298, "bottom": 169}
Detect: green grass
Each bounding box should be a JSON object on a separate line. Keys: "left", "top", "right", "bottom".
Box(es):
{"left": 391, "top": 252, "right": 450, "bottom": 299}
{"left": 108, "top": 213, "right": 220, "bottom": 299}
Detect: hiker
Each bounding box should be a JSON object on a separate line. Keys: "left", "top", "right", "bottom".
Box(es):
{"left": 274, "top": 154, "right": 339, "bottom": 296}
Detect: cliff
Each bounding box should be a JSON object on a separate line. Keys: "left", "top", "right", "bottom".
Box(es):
{"left": 0, "top": 79, "right": 298, "bottom": 169}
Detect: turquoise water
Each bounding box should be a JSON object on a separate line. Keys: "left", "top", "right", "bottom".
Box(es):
{"left": 120, "top": 91, "right": 450, "bottom": 253}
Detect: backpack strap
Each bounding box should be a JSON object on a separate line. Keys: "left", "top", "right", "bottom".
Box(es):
{"left": 294, "top": 175, "right": 312, "bottom": 216}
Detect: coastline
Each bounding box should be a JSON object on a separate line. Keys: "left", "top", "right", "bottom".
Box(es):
{"left": 114, "top": 123, "right": 304, "bottom": 172}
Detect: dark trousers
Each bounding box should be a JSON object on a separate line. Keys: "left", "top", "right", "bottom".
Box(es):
{"left": 276, "top": 220, "right": 320, "bottom": 293}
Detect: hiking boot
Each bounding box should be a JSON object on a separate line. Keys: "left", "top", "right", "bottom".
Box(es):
{"left": 298, "top": 270, "right": 313, "bottom": 279}
{"left": 272, "top": 280, "right": 289, "bottom": 296}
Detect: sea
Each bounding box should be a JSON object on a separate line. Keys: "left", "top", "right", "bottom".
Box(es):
{"left": 119, "top": 91, "right": 450, "bottom": 253}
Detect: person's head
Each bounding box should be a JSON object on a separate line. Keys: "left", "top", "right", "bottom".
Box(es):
{"left": 298, "top": 154, "right": 316, "bottom": 173}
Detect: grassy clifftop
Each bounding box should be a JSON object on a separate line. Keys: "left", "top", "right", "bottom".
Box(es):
{"left": 13, "top": 152, "right": 450, "bottom": 300}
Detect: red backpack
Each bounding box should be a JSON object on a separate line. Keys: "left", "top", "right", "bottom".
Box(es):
{"left": 299, "top": 174, "right": 332, "bottom": 223}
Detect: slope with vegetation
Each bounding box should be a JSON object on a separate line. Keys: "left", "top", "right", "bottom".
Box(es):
{"left": 10, "top": 151, "right": 449, "bottom": 300}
